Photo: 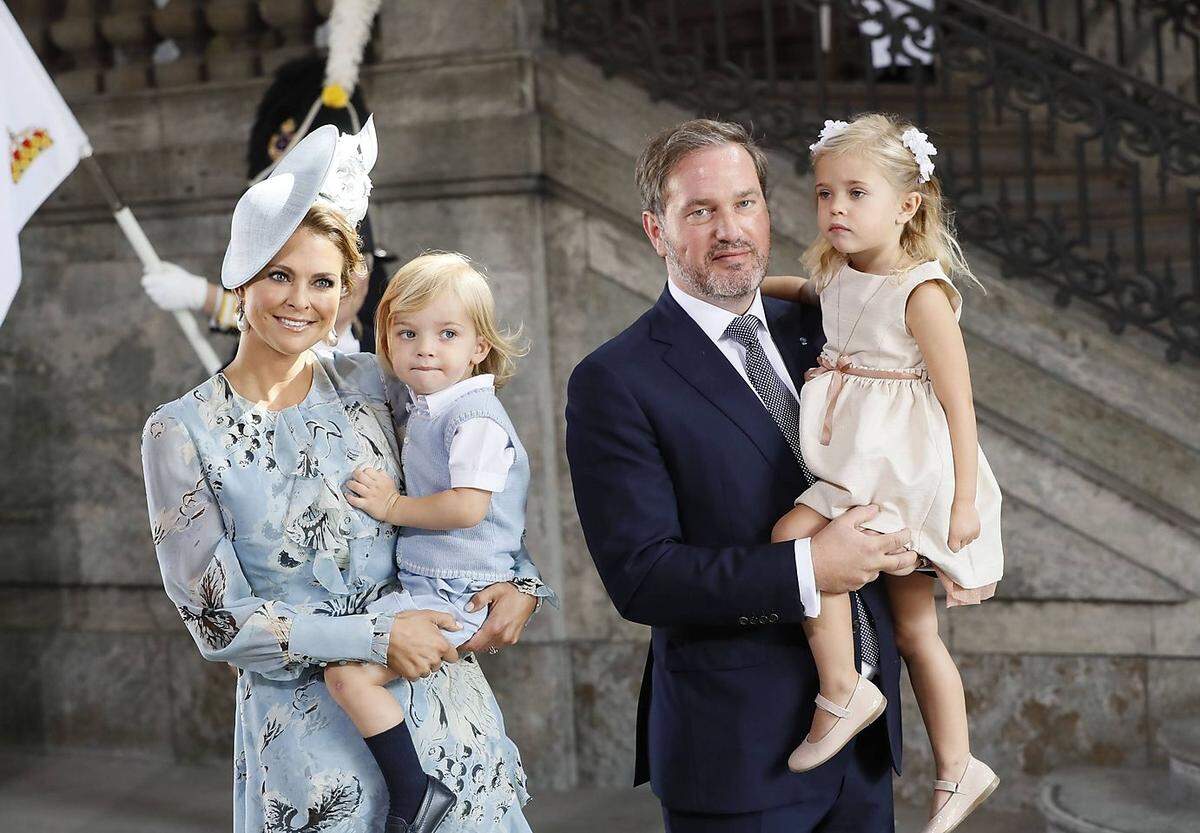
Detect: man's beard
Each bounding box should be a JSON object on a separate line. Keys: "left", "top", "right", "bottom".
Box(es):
{"left": 664, "top": 234, "right": 769, "bottom": 301}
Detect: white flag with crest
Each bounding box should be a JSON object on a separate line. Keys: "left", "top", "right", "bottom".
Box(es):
{"left": 0, "top": 0, "right": 92, "bottom": 325}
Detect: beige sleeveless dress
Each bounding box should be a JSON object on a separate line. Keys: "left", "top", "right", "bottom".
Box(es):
{"left": 796, "top": 259, "right": 1002, "bottom": 606}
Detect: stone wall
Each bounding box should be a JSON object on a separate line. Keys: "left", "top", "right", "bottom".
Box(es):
{"left": 2, "top": 0, "right": 1197, "bottom": 813}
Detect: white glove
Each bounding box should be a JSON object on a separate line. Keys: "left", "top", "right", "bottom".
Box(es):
{"left": 141, "top": 262, "right": 211, "bottom": 312}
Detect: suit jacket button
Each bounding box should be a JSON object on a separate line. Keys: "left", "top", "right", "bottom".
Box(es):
{"left": 769, "top": 613, "right": 780, "bottom": 623}
{"left": 738, "top": 616, "right": 749, "bottom": 626}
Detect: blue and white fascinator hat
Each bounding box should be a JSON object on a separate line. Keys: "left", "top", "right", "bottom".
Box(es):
{"left": 221, "top": 116, "right": 377, "bottom": 290}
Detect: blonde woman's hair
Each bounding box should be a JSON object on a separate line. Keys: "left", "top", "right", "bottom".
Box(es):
{"left": 374, "top": 251, "right": 528, "bottom": 389}
{"left": 802, "top": 113, "right": 980, "bottom": 291}
{"left": 296, "top": 203, "right": 367, "bottom": 296}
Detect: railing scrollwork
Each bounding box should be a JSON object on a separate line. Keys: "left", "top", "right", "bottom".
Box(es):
{"left": 551, "top": 0, "right": 1200, "bottom": 361}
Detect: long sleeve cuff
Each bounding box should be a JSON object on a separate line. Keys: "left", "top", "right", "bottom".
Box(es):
{"left": 794, "top": 538, "right": 821, "bottom": 618}
{"left": 512, "top": 575, "right": 560, "bottom": 610}
{"left": 289, "top": 612, "right": 391, "bottom": 667}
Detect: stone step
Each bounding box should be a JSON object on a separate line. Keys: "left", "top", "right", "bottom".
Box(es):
{"left": 979, "top": 423, "right": 1200, "bottom": 599}
{"left": 1159, "top": 720, "right": 1200, "bottom": 793}
{"left": 967, "top": 332, "right": 1200, "bottom": 534}
{"left": 1039, "top": 767, "right": 1200, "bottom": 833}
{"left": 976, "top": 171, "right": 1189, "bottom": 207}
{"left": 993, "top": 490, "right": 1190, "bottom": 603}
{"left": 961, "top": 250, "right": 1200, "bottom": 454}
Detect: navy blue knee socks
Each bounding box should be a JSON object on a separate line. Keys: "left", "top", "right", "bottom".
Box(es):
{"left": 364, "top": 721, "right": 427, "bottom": 822}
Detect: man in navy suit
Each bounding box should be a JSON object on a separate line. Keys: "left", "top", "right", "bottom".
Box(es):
{"left": 565, "top": 119, "right": 918, "bottom": 832}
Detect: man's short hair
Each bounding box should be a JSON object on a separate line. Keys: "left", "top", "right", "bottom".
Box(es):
{"left": 634, "top": 118, "right": 769, "bottom": 216}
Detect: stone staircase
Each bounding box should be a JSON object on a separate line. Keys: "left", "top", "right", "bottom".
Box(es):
{"left": 561, "top": 0, "right": 1198, "bottom": 360}
{"left": 540, "top": 14, "right": 1200, "bottom": 807}
{"left": 1039, "top": 719, "right": 1200, "bottom": 832}
{"left": 772, "top": 82, "right": 1194, "bottom": 292}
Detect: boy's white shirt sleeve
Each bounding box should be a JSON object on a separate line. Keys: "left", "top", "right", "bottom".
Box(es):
{"left": 448, "top": 418, "right": 515, "bottom": 492}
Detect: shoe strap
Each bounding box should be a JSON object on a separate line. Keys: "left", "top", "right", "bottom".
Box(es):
{"left": 934, "top": 756, "right": 975, "bottom": 794}
{"left": 814, "top": 692, "right": 852, "bottom": 719}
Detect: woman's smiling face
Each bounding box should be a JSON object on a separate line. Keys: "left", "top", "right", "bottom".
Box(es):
{"left": 238, "top": 228, "right": 344, "bottom": 357}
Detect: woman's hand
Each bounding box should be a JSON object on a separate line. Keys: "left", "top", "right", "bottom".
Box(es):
{"left": 345, "top": 467, "right": 400, "bottom": 522}
{"left": 386, "top": 610, "right": 461, "bottom": 680}
{"left": 803, "top": 366, "right": 822, "bottom": 383}
{"left": 948, "top": 499, "right": 980, "bottom": 553}
{"left": 459, "top": 582, "right": 537, "bottom": 655}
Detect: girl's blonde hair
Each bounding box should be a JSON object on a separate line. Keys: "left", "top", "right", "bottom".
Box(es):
{"left": 374, "top": 251, "right": 528, "bottom": 389}
{"left": 802, "top": 113, "right": 981, "bottom": 291}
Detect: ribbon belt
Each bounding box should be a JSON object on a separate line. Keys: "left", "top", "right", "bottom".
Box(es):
{"left": 813, "top": 354, "right": 926, "bottom": 445}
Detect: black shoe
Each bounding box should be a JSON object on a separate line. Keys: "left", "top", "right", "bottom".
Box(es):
{"left": 383, "top": 776, "right": 456, "bottom": 833}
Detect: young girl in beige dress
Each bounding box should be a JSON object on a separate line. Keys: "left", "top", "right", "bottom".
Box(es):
{"left": 763, "top": 113, "right": 1003, "bottom": 833}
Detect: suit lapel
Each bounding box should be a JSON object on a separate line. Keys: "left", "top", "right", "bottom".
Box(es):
{"left": 650, "top": 289, "right": 796, "bottom": 476}
{"left": 763, "top": 297, "right": 812, "bottom": 393}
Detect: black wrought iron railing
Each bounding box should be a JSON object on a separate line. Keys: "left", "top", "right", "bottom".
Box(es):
{"left": 997, "top": 0, "right": 1200, "bottom": 105}
{"left": 549, "top": 0, "right": 1200, "bottom": 362}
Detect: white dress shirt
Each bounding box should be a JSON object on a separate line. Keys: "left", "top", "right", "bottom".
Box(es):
{"left": 407, "top": 374, "right": 515, "bottom": 492}
{"left": 666, "top": 278, "right": 821, "bottom": 619}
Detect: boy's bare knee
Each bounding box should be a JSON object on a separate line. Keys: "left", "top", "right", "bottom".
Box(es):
{"left": 324, "top": 664, "right": 367, "bottom": 703}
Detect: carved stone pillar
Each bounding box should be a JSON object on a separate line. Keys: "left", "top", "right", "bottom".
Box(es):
{"left": 204, "top": 0, "right": 263, "bottom": 82}
{"left": 258, "top": 0, "right": 316, "bottom": 76}
{"left": 49, "top": 0, "right": 106, "bottom": 97}
{"left": 99, "top": 0, "right": 155, "bottom": 92}
{"left": 151, "top": 0, "right": 207, "bottom": 87}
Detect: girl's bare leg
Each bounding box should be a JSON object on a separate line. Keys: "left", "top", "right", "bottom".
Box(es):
{"left": 325, "top": 662, "right": 404, "bottom": 737}
{"left": 773, "top": 505, "right": 858, "bottom": 743}
{"left": 885, "top": 572, "right": 971, "bottom": 817}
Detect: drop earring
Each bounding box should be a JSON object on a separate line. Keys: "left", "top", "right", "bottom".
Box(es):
{"left": 325, "top": 328, "right": 339, "bottom": 347}
{"left": 236, "top": 302, "right": 249, "bottom": 332}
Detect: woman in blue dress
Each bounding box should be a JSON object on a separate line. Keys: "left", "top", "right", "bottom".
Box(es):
{"left": 140, "top": 120, "right": 552, "bottom": 833}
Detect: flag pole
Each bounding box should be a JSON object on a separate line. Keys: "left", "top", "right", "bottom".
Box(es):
{"left": 80, "top": 154, "right": 222, "bottom": 374}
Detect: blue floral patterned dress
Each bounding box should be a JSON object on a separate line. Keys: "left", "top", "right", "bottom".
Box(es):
{"left": 141, "top": 351, "right": 551, "bottom": 833}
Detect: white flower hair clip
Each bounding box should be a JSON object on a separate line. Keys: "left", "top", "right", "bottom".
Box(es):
{"left": 809, "top": 119, "right": 850, "bottom": 153}
{"left": 901, "top": 126, "right": 937, "bottom": 183}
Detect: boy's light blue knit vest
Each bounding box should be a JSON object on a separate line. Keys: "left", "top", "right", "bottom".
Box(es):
{"left": 396, "top": 385, "right": 528, "bottom": 583}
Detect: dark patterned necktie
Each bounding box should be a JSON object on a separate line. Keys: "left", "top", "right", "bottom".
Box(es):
{"left": 723, "top": 314, "right": 813, "bottom": 483}
{"left": 723, "top": 313, "right": 880, "bottom": 671}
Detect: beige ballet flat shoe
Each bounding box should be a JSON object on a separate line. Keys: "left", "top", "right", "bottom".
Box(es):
{"left": 921, "top": 756, "right": 1000, "bottom": 833}
{"left": 787, "top": 674, "right": 886, "bottom": 773}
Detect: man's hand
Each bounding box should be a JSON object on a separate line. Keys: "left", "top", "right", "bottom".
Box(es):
{"left": 345, "top": 467, "right": 401, "bottom": 522}
{"left": 810, "top": 505, "right": 918, "bottom": 593}
{"left": 386, "top": 610, "right": 460, "bottom": 680}
{"left": 459, "top": 582, "right": 537, "bottom": 655}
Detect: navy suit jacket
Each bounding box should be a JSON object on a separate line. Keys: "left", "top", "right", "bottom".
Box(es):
{"left": 565, "top": 285, "right": 903, "bottom": 814}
